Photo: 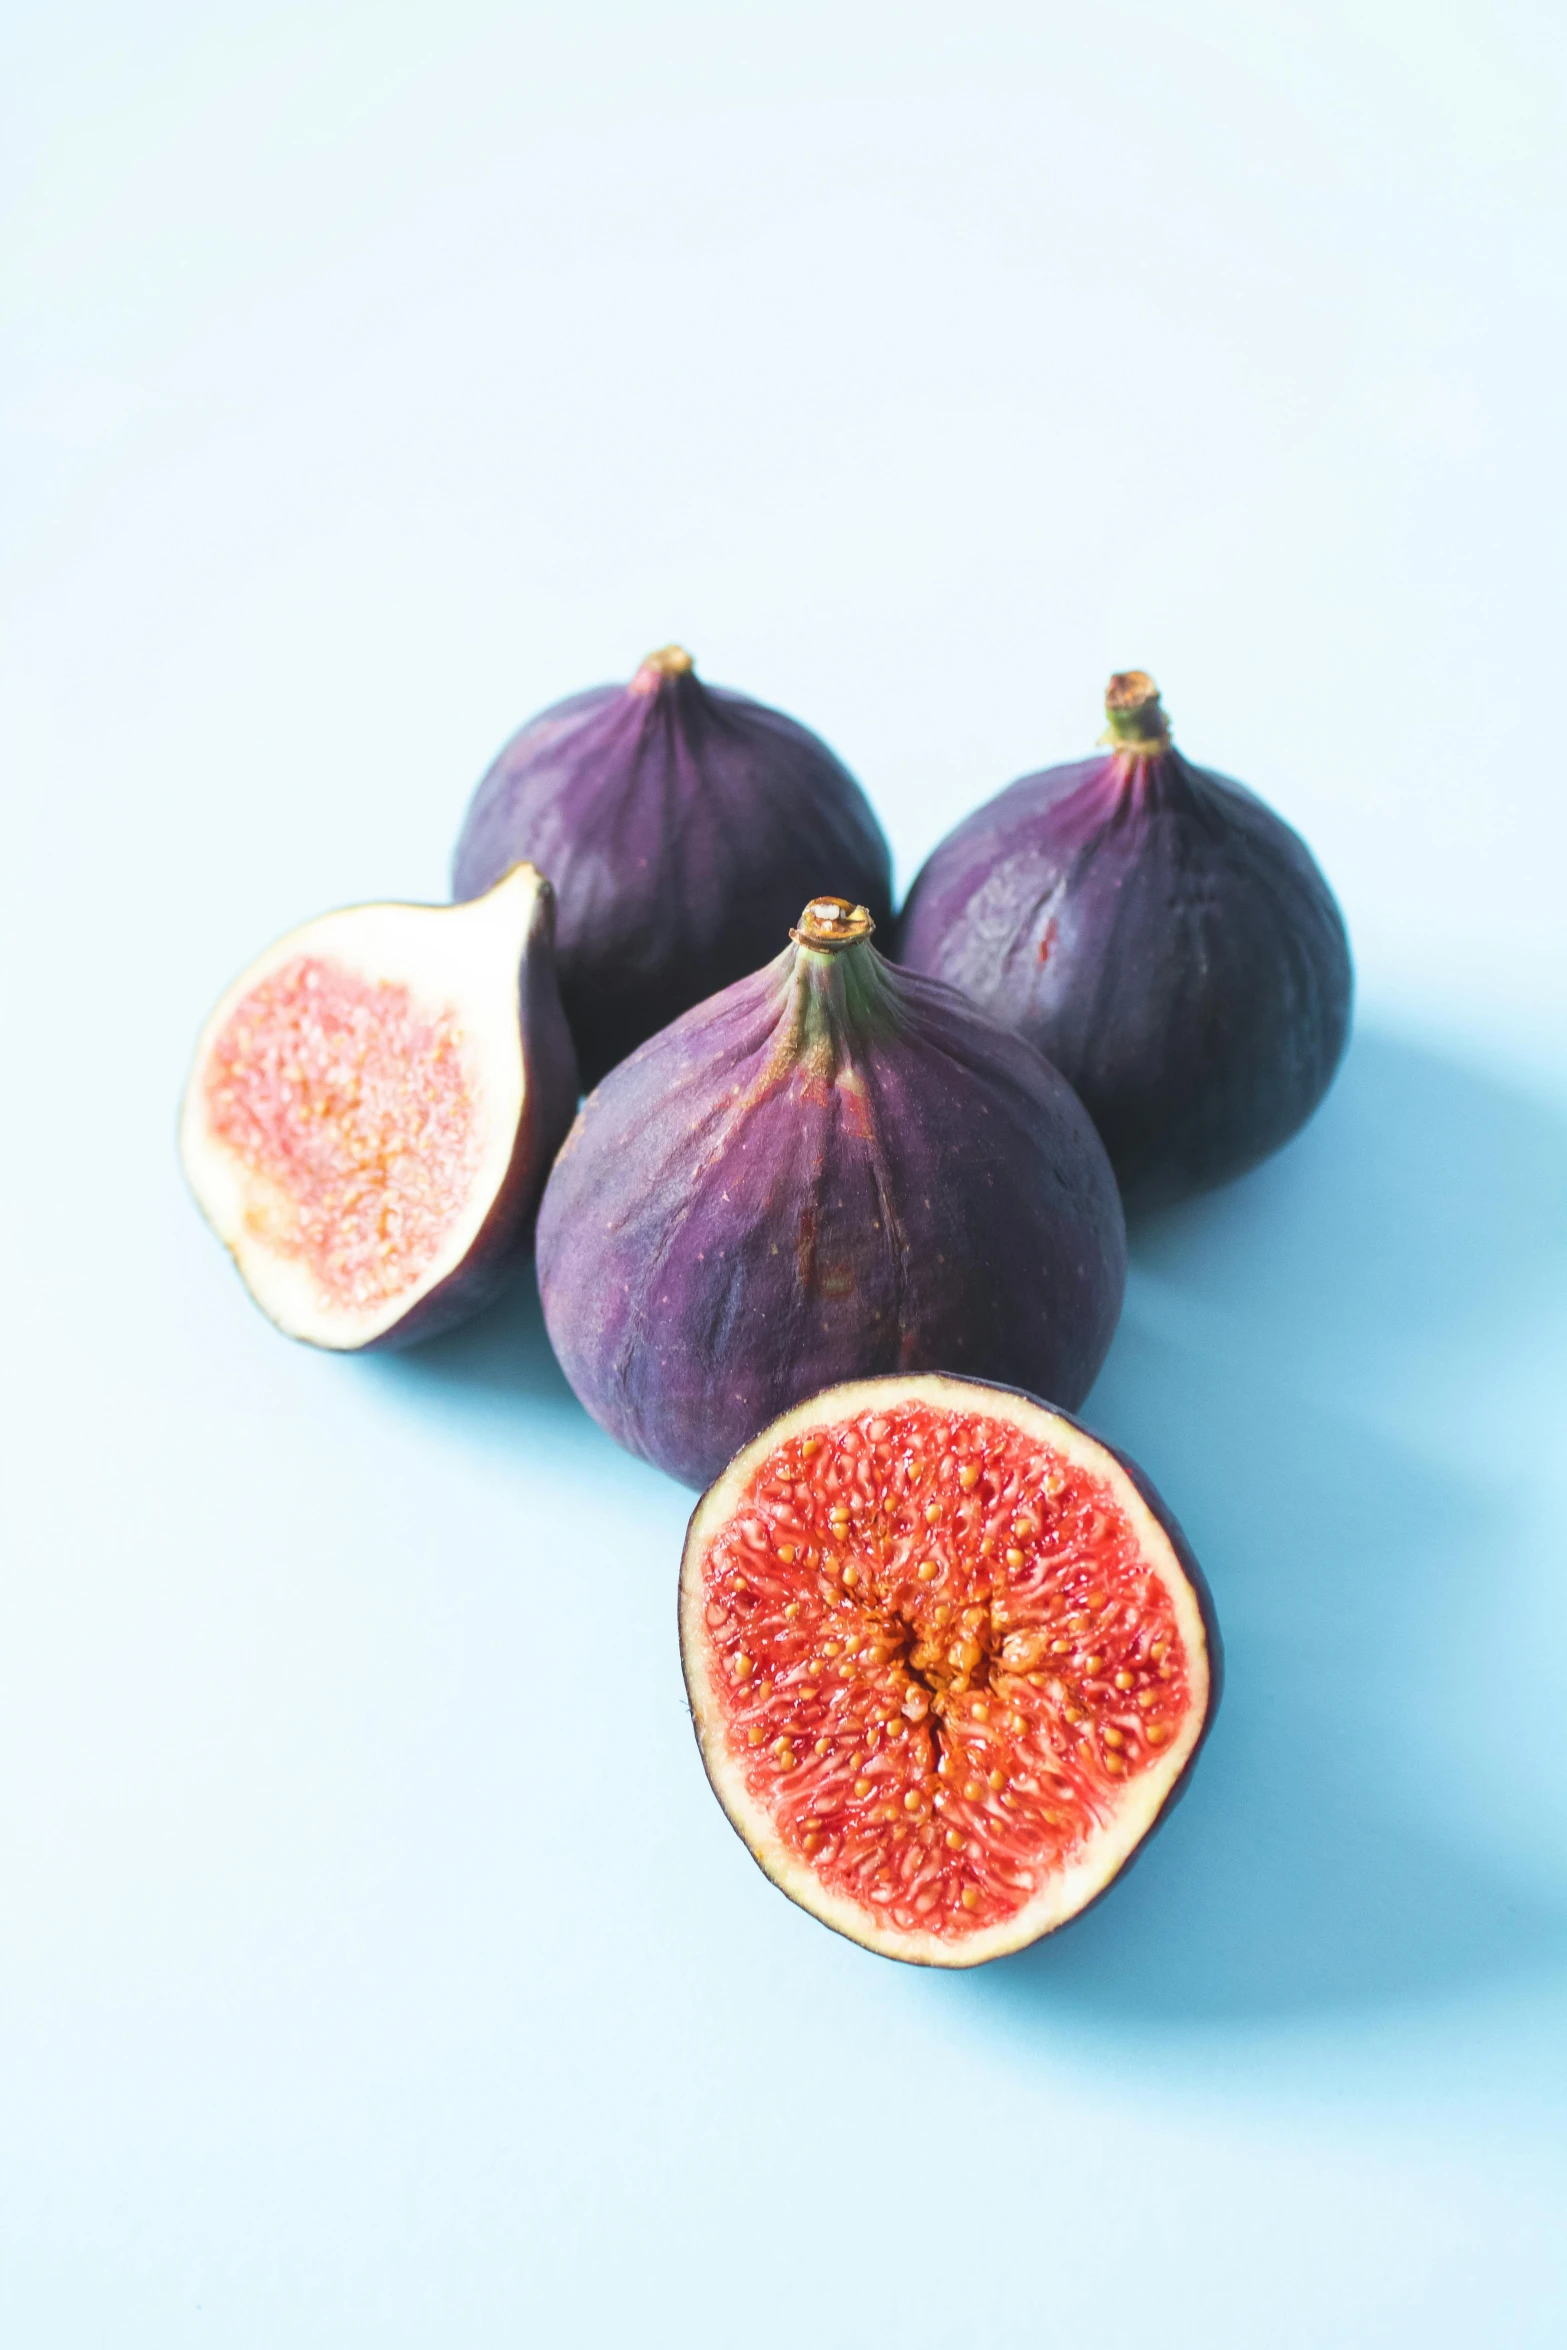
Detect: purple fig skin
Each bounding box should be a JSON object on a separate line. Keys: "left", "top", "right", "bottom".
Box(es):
{"left": 367, "top": 873, "right": 581, "bottom": 1350}
{"left": 536, "top": 899, "right": 1127, "bottom": 1489}
{"left": 897, "top": 675, "right": 1353, "bottom": 1212}
{"left": 451, "top": 647, "right": 895, "bottom": 1090}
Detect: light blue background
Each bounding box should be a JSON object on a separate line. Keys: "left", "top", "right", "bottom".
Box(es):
{"left": 3, "top": 3, "right": 1566, "bottom": 2342}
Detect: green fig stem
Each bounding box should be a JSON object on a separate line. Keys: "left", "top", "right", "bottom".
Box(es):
{"left": 631, "top": 644, "right": 696, "bottom": 694}
{"left": 1101, "top": 670, "right": 1171, "bottom": 753}
{"left": 767, "top": 900, "right": 895, "bottom": 1081}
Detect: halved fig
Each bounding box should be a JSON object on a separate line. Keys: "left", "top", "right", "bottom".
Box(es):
{"left": 680, "top": 1374, "right": 1219, "bottom": 1967}
{"left": 180, "top": 862, "right": 578, "bottom": 1349}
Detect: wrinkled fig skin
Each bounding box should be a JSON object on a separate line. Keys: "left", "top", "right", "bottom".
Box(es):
{"left": 366, "top": 875, "right": 581, "bottom": 1350}
{"left": 452, "top": 654, "right": 895, "bottom": 1089}
{"left": 536, "top": 913, "right": 1127, "bottom": 1489}
{"left": 898, "top": 701, "right": 1353, "bottom": 1212}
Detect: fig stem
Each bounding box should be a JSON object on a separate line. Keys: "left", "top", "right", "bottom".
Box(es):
{"left": 771, "top": 902, "right": 898, "bottom": 1080}
{"left": 631, "top": 644, "right": 696, "bottom": 693}
{"left": 790, "top": 898, "right": 877, "bottom": 951}
{"left": 1101, "top": 670, "right": 1171, "bottom": 752}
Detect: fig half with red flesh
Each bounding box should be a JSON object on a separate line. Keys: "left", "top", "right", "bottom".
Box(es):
{"left": 180, "top": 861, "right": 578, "bottom": 1349}
{"left": 681, "top": 1374, "right": 1219, "bottom": 1966}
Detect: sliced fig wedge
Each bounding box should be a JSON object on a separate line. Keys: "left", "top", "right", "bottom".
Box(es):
{"left": 180, "top": 862, "right": 578, "bottom": 1349}
{"left": 680, "top": 1374, "right": 1219, "bottom": 1967}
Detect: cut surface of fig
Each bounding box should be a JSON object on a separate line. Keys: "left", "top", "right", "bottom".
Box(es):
{"left": 681, "top": 1374, "right": 1217, "bottom": 1967}
{"left": 897, "top": 672, "right": 1353, "bottom": 1210}
{"left": 180, "top": 862, "right": 578, "bottom": 1350}
{"left": 538, "top": 897, "right": 1126, "bottom": 1489}
{"left": 452, "top": 647, "right": 895, "bottom": 1087}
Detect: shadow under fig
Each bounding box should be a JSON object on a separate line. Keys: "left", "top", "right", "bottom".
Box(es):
{"left": 1120, "top": 1026, "right": 1567, "bottom": 1384}
{"left": 971, "top": 1029, "right": 1567, "bottom": 2027}
{"left": 358, "top": 1029, "right": 1567, "bottom": 2025}
{"left": 356, "top": 1259, "right": 590, "bottom": 1435}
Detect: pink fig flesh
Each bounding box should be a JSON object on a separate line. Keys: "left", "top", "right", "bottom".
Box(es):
{"left": 180, "top": 862, "right": 578, "bottom": 1349}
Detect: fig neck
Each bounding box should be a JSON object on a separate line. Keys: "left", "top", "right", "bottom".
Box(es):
{"left": 769, "top": 903, "right": 900, "bottom": 1082}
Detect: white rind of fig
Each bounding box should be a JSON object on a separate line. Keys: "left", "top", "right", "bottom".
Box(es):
{"left": 180, "top": 861, "right": 578, "bottom": 1350}
{"left": 680, "top": 1371, "right": 1219, "bottom": 1969}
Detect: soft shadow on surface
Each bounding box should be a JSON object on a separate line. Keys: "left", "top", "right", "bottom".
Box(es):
{"left": 358, "top": 1261, "right": 588, "bottom": 1431}
{"left": 1123, "top": 1028, "right": 1567, "bottom": 1384}
{"left": 973, "top": 1030, "right": 1567, "bottom": 2027}
{"left": 357, "top": 1034, "right": 1567, "bottom": 2024}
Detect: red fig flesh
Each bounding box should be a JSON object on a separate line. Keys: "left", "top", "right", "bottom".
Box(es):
{"left": 180, "top": 862, "right": 578, "bottom": 1349}
{"left": 681, "top": 1374, "right": 1219, "bottom": 1965}
{"left": 537, "top": 899, "right": 1126, "bottom": 1489}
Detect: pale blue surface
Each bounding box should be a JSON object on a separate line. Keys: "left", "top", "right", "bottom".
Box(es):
{"left": 3, "top": 4, "right": 1566, "bottom": 2343}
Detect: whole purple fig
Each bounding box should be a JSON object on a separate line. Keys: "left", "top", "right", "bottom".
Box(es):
{"left": 536, "top": 897, "right": 1126, "bottom": 1489}
{"left": 452, "top": 646, "right": 894, "bottom": 1089}
{"left": 897, "top": 673, "right": 1353, "bottom": 1210}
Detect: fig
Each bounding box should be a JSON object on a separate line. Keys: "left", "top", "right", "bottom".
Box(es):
{"left": 180, "top": 862, "right": 578, "bottom": 1350}
{"left": 681, "top": 1372, "right": 1219, "bottom": 1965}
{"left": 537, "top": 897, "right": 1126, "bottom": 1489}
{"left": 451, "top": 645, "right": 895, "bottom": 1087}
{"left": 897, "top": 673, "right": 1353, "bottom": 1209}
